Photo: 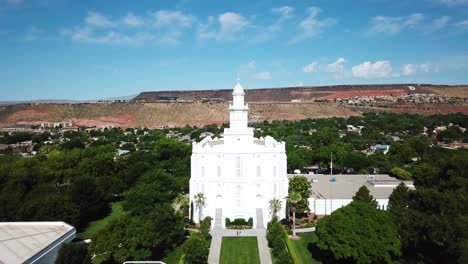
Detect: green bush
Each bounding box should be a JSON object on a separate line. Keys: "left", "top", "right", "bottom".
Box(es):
{"left": 267, "top": 220, "right": 292, "bottom": 263}
{"left": 225, "top": 217, "right": 253, "bottom": 229}
{"left": 183, "top": 233, "right": 209, "bottom": 264}
{"left": 276, "top": 249, "right": 293, "bottom": 264}
{"left": 232, "top": 218, "right": 248, "bottom": 226}
{"left": 390, "top": 167, "right": 412, "bottom": 180}
{"left": 200, "top": 217, "right": 212, "bottom": 241}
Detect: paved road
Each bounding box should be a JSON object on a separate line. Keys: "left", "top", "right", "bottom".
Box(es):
{"left": 208, "top": 228, "right": 272, "bottom": 264}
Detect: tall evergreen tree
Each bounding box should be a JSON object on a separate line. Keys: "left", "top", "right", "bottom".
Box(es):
{"left": 353, "top": 185, "right": 378, "bottom": 207}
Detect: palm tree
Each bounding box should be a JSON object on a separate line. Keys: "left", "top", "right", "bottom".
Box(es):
{"left": 269, "top": 198, "right": 282, "bottom": 219}
{"left": 174, "top": 193, "right": 189, "bottom": 216}
{"left": 194, "top": 192, "right": 206, "bottom": 224}
{"left": 287, "top": 191, "right": 302, "bottom": 238}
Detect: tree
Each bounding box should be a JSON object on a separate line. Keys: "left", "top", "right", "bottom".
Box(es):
{"left": 71, "top": 176, "right": 109, "bottom": 227}
{"left": 288, "top": 176, "right": 311, "bottom": 214}
{"left": 269, "top": 198, "right": 282, "bottom": 219}
{"left": 55, "top": 243, "right": 92, "bottom": 264}
{"left": 316, "top": 201, "right": 401, "bottom": 263}
{"left": 287, "top": 191, "right": 302, "bottom": 238}
{"left": 352, "top": 185, "right": 378, "bottom": 207}
{"left": 90, "top": 203, "right": 184, "bottom": 262}
{"left": 183, "top": 233, "right": 209, "bottom": 264}
{"left": 174, "top": 193, "right": 189, "bottom": 216}
{"left": 193, "top": 192, "right": 206, "bottom": 224}
{"left": 123, "top": 169, "right": 177, "bottom": 215}
{"left": 388, "top": 182, "right": 410, "bottom": 214}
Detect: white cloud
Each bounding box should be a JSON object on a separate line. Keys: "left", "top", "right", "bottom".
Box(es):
{"left": 198, "top": 12, "right": 249, "bottom": 41}
{"left": 64, "top": 10, "right": 196, "bottom": 45}
{"left": 352, "top": 60, "right": 393, "bottom": 78}
{"left": 370, "top": 13, "right": 424, "bottom": 33}
{"left": 290, "top": 7, "right": 337, "bottom": 43}
{"left": 122, "top": 13, "right": 144, "bottom": 27}
{"left": 250, "top": 6, "right": 294, "bottom": 43}
{"left": 251, "top": 71, "right": 272, "bottom": 80}
{"left": 324, "top": 58, "right": 347, "bottom": 78}
{"left": 219, "top": 12, "right": 249, "bottom": 38}
{"left": 271, "top": 6, "right": 294, "bottom": 17}
{"left": 426, "top": 16, "right": 450, "bottom": 32}
{"left": 402, "top": 64, "right": 417, "bottom": 76}
{"left": 62, "top": 27, "right": 153, "bottom": 46}
{"left": 85, "top": 12, "right": 116, "bottom": 28}
{"left": 152, "top": 10, "right": 194, "bottom": 28}
{"left": 247, "top": 61, "right": 256, "bottom": 69}
{"left": 303, "top": 62, "right": 318, "bottom": 73}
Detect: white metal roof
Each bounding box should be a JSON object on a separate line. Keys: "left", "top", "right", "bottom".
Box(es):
{"left": 0, "top": 222, "right": 75, "bottom": 264}
{"left": 288, "top": 174, "right": 414, "bottom": 199}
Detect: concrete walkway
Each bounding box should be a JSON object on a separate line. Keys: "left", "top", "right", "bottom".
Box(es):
{"left": 295, "top": 227, "right": 316, "bottom": 233}
{"left": 208, "top": 228, "right": 272, "bottom": 264}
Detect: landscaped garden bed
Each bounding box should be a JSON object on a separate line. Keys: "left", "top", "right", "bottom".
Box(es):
{"left": 225, "top": 217, "right": 253, "bottom": 229}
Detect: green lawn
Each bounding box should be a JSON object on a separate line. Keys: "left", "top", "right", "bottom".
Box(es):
{"left": 220, "top": 237, "right": 260, "bottom": 264}
{"left": 78, "top": 201, "right": 126, "bottom": 239}
{"left": 289, "top": 232, "right": 321, "bottom": 264}
{"left": 162, "top": 244, "right": 184, "bottom": 264}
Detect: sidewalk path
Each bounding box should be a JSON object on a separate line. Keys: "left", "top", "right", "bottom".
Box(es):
{"left": 295, "top": 227, "right": 316, "bottom": 233}
{"left": 208, "top": 228, "right": 272, "bottom": 264}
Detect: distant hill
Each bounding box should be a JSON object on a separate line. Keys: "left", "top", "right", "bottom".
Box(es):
{"left": 0, "top": 95, "right": 137, "bottom": 106}
{"left": 133, "top": 84, "right": 468, "bottom": 102}
{"left": 0, "top": 84, "right": 466, "bottom": 129}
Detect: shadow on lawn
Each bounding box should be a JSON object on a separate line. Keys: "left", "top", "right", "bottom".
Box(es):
{"left": 307, "top": 242, "right": 353, "bottom": 264}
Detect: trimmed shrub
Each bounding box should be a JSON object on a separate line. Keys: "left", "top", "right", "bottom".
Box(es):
{"left": 247, "top": 217, "right": 253, "bottom": 226}
{"left": 232, "top": 218, "right": 248, "bottom": 226}
{"left": 267, "top": 219, "right": 292, "bottom": 263}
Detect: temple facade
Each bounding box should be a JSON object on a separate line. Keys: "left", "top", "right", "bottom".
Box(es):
{"left": 189, "top": 80, "right": 288, "bottom": 228}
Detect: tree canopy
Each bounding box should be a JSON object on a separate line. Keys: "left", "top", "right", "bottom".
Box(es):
{"left": 316, "top": 201, "right": 401, "bottom": 263}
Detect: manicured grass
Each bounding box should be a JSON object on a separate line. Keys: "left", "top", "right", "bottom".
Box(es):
{"left": 162, "top": 244, "right": 184, "bottom": 264}
{"left": 78, "top": 201, "right": 126, "bottom": 239}
{"left": 289, "top": 232, "right": 321, "bottom": 264}
{"left": 220, "top": 237, "right": 260, "bottom": 264}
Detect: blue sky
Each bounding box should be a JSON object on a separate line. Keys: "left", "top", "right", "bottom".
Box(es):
{"left": 1, "top": 0, "right": 468, "bottom": 100}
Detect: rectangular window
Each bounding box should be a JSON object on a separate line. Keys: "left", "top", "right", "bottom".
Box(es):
{"left": 217, "top": 166, "right": 221, "bottom": 177}
{"left": 257, "top": 166, "right": 261, "bottom": 177}
{"left": 201, "top": 166, "right": 205, "bottom": 177}
{"left": 202, "top": 184, "right": 205, "bottom": 193}
{"left": 273, "top": 166, "right": 277, "bottom": 177}
{"left": 235, "top": 157, "right": 241, "bottom": 177}
{"left": 274, "top": 184, "right": 277, "bottom": 197}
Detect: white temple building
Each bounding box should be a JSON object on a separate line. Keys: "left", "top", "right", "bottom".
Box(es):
{"left": 189, "top": 80, "right": 288, "bottom": 229}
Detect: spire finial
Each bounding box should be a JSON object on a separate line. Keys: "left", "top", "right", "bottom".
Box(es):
{"left": 237, "top": 72, "right": 240, "bottom": 82}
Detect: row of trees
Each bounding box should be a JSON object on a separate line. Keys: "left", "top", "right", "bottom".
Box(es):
{"left": 313, "top": 145, "right": 468, "bottom": 263}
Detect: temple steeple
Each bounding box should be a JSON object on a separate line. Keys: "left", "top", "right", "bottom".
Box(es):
{"left": 229, "top": 79, "right": 248, "bottom": 130}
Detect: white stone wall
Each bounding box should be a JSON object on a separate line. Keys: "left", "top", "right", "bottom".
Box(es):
{"left": 308, "top": 197, "right": 390, "bottom": 215}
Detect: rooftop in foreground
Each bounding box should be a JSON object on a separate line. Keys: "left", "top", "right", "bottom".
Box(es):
{"left": 288, "top": 174, "right": 414, "bottom": 199}
{"left": 0, "top": 222, "right": 76, "bottom": 264}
